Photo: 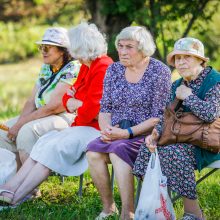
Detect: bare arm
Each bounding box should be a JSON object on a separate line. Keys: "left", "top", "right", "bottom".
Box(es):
{"left": 18, "top": 86, "right": 38, "bottom": 117}
{"left": 99, "top": 112, "right": 112, "bottom": 131}
{"left": 8, "top": 82, "right": 70, "bottom": 140}
{"left": 100, "top": 113, "right": 159, "bottom": 143}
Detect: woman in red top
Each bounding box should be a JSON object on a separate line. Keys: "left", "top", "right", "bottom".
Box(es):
{"left": 0, "top": 22, "right": 113, "bottom": 206}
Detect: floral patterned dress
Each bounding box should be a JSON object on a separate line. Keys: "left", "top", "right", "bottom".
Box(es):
{"left": 87, "top": 58, "right": 171, "bottom": 168}
{"left": 133, "top": 67, "right": 220, "bottom": 199}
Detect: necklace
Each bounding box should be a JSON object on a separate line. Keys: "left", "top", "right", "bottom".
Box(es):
{"left": 51, "top": 62, "right": 64, "bottom": 73}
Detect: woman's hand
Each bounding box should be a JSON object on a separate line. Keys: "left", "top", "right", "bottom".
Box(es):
{"left": 7, "top": 123, "right": 23, "bottom": 142}
{"left": 100, "top": 125, "right": 128, "bottom": 143}
{"left": 66, "top": 98, "right": 83, "bottom": 113}
{"left": 145, "top": 129, "right": 159, "bottom": 153}
{"left": 176, "top": 85, "right": 192, "bottom": 100}
{"left": 66, "top": 88, "right": 75, "bottom": 97}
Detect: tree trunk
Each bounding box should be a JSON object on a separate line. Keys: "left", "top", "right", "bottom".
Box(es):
{"left": 85, "top": 0, "right": 132, "bottom": 60}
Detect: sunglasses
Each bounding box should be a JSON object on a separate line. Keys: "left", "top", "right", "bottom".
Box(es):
{"left": 38, "top": 45, "right": 54, "bottom": 53}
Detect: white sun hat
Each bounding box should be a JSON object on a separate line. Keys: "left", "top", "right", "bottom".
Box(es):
{"left": 36, "top": 27, "right": 70, "bottom": 48}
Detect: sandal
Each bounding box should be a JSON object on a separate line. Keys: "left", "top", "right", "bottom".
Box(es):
{"left": 95, "top": 209, "right": 119, "bottom": 220}
{"left": 0, "top": 189, "right": 14, "bottom": 204}
{"left": 181, "top": 212, "right": 205, "bottom": 220}
{"left": 0, "top": 192, "right": 34, "bottom": 212}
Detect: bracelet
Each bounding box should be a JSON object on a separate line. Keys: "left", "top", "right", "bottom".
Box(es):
{"left": 127, "top": 127, "right": 134, "bottom": 139}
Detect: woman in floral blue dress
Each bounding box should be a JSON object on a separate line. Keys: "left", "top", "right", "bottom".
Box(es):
{"left": 86, "top": 26, "right": 171, "bottom": 220}
{"left": 133, "top": 37, "right": 220, "bottom": 220}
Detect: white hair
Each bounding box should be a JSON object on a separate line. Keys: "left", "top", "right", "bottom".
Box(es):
{"left": 115, "top": 26, "right": 156, "bottom": 57}
{"left": 68, "top": 22, "right": 107, "bottom": 61}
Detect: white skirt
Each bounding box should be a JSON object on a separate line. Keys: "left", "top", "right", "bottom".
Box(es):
{"left": 30, "top": 126, "right": 100, "bottom": 176}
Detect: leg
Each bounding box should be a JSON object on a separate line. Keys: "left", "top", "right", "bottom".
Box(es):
{"left": 183, "top": 197, "right": 203, "bottom": 219}
{"left": 19, "top": 150, "right": 29, "bottom": 164}
{"left": 12, "top": 162, "right": 51, "bottom": 204}
{"left": 110, "top": 153, "right": 134, "bottom": 220}
{"left": 0, "top": 157, "right": 37, "bottom": 201}
{"left": 86, "top": 151, "right": 117, "bottom": 214}
{"left": 0, "top": 117, "right": 20, "bottom": 168}
{"left": 16, "top": 114, "right": 72, "bottom": 164}
{"left": 15, "top": 152, "right": 22, "bottom": 170}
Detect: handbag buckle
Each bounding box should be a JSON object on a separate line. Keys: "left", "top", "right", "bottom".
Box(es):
{"left": 175, "top": 109, "right": 183, "bottom": 118}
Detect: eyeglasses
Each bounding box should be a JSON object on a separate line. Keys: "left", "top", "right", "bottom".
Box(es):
{"left": 38, "top": 45, "right": 54, "bottom": 53}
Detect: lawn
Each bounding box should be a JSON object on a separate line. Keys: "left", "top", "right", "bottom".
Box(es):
{"left": 0, "top": 59, "right": 219, "bottom": 220}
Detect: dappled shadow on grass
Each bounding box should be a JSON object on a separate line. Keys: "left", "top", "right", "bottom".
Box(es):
{"left": 0, "top": 176, "right": 121, "bottom": 220}
{"left": 196, "top": 169, "right": 220, "bottom": 220}
{"left": 0, "top": 171, "right": 219, "bottom": 220}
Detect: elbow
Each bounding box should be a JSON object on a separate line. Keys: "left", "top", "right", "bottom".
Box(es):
{"left": 46, "top": 103, "right": 65, "bottom": 115}
{"left": 203, "top": 106, "right": 220, "bottom": 122}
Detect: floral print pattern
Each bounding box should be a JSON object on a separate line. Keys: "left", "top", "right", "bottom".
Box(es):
{"left": 133, "top": 66, "right": 220, "bottom": 199}
{"left": 100, "top": 58, "right": 172, "bottom": 126}
{"left": 35, "top": 60, "right": 80, "bottom": 108}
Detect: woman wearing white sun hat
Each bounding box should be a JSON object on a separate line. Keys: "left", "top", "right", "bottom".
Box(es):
{"left": 0, "top": 27, "right": 80, "bottom": 168}
{"left": 0, "top": 23, "right": 113, "bottom": 208}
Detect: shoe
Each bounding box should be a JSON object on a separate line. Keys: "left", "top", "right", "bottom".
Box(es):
{"left": 181, "top": 212, "right": 205, "bottom": 220}
{"left": 0, "top": 189, "right": 14, "bottom": 204}
{"left": 32, "top": 188, "right": 41, "bottom": 199}
{"left": 95, "top": 210, "right": 119, "bottom": 220}
{"left": 0, "top": 204, "right": 16, "bottom": 211}
{"left": 0, "top": 193, "right": 34, "bottom": 212}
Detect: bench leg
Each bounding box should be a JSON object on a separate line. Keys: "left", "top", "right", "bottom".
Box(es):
{"left": 135, "top": 177, "right": 142, "bottom": 209}
{"left": 111, "top": 166, "right": 115, "bottom": 193}
{"left": 78, "top": 173, "right": 84, "bottom": 197}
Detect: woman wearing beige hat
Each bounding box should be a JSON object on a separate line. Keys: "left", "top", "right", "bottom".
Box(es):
{"left": 133, "top": 37, "right": 220, "bottom": 220}
{"left": 0, "top": 27, "right": 80, "bottom": 168}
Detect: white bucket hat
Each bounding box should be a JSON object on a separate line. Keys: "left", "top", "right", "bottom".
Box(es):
{"left": 167, "top": 37, "right": 209, "bottom": 67}
{"left": 36, "top": 27, "right": 70, "bottom": 48}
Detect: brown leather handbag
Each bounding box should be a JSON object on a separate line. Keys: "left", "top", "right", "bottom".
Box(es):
{"left": 158, "top": 100, "right": 220, "bottom": 153}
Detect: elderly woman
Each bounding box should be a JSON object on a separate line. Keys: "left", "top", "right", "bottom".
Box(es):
{"left": 0, "top": 27, "right": 80, "bottom": 167}
{"left": 86, "top": 26, "right": 171, "bottom": 220}
{"left": 133, "top": 37, "right": 220, "bottom": 220}
{"left": 0, "top": 22, "right": 113, "bottom": 206}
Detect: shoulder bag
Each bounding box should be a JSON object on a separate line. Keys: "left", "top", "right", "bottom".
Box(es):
{"left": 158, "top": 99, "right": 220, "bottom": 153}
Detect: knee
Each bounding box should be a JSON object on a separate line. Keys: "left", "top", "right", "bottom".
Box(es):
{"left": 19, "top": 150, "right": 29, "bottom": 164}
{"left": 16, "top": 123, "right": 38, "bottom": 153}
{"left": 86, "top": 151, "right": 103, "bottom": 164}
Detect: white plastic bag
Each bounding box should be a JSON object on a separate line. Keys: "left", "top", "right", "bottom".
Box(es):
{"left": 135, "top": 149, "right": 176, "bottom": 220}
{"left": 0, "top": 149, "right": 17, "bottom": 185}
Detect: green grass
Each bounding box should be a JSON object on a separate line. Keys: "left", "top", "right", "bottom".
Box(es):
{"left": 0, "top": 59, "right": 219, "bottom": 219}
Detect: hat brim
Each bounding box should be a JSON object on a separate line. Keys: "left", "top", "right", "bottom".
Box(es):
{"left": 167, "top": 50, "right": 209, "bottom": 67}
{"left": 35, "top": 40, "right": 67, "bottom": 48}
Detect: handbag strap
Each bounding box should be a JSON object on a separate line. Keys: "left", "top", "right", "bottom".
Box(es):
{"left": 167, "top": 108, "right": 203, "bottom": 125}
{"left": 171, "top": 120, "right": 203, "bottom": 136}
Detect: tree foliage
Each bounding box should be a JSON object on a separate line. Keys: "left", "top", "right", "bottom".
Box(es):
{"left": 0, "top": 0, "right": 219, "bottom": 67}
{"left": 85, "top": 0, "right": 219, "bottom": 64}
{"left": 0, "top": 0, "right": 83, "bottom": 24}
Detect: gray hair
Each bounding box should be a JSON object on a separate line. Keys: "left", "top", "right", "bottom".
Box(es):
{"left": 68, "top": 22, "right": 107, "bottom": 61}
{"left": 115, "top": 26, "right": 156, "bottom": 57}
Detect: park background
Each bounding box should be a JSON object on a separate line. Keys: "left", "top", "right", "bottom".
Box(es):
{"left": 0, "top": 0, "right": 219, "bottom": 219}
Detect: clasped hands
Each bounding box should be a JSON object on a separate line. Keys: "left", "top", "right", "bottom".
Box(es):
{"left": 100, "top": 125, "right": 129, "bottom": 143}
